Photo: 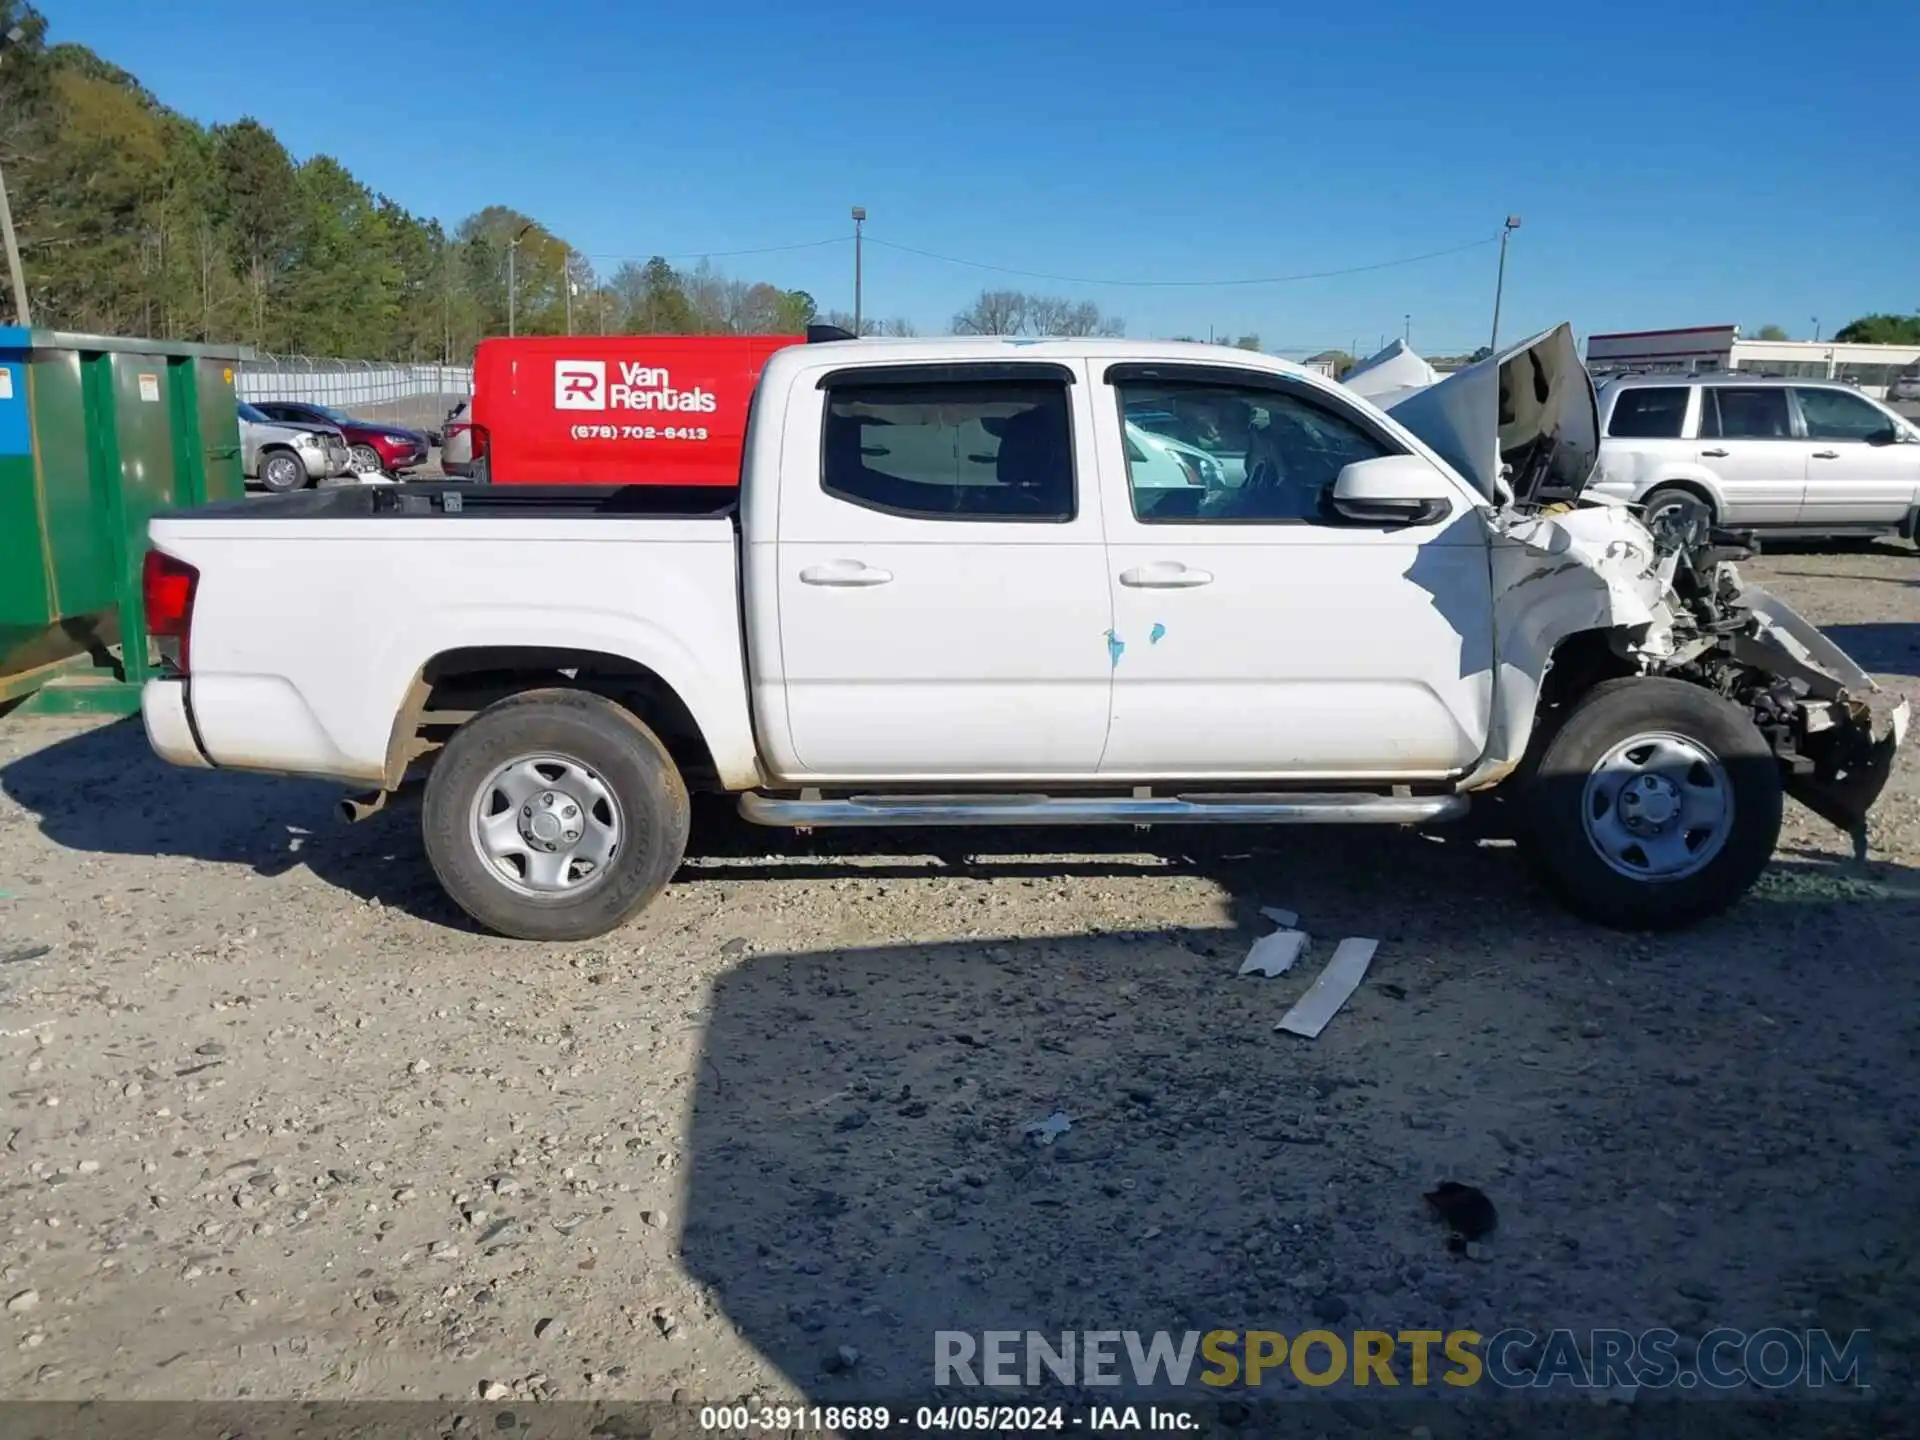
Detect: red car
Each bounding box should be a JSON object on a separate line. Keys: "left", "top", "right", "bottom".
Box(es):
{"left": 251, "top": 401, "right": 432, "bottom": 476}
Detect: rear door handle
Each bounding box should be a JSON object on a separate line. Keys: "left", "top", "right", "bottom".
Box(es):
{"left": 1811, "top": 450, "right": 1839, "bottom": 459}
{"left": 1700, "top": 448, "right": 1729, "bottom": 457}
{"left": 1119, "top": 562, "right": 1214, "bottom": 589}
{"left": 799, "top": 560, "right": 893, "bottom": 587}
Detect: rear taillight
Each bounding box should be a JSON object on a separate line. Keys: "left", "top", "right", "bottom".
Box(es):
{"left": 469, "top": 423, "right": 489, "bottom": 460}
{"left": 143, "top": 549, "right": 199, "bottom": 676}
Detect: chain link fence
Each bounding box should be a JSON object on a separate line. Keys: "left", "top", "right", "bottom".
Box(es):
{"left": 235, "top": 355, "right": 474, "bottom": 435}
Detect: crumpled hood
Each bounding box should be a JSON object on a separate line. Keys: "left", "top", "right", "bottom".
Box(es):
{"left": 1386, "top": 322, "right": 1598, "bottom": 505}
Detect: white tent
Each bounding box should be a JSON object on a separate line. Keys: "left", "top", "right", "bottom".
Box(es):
{"left": 1341, "top": 339, "right": 1442, "bottom": 408}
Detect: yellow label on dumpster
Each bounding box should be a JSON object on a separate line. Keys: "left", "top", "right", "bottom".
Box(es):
{"left": 223, "top": 368, "right": 234, "bottom": 384}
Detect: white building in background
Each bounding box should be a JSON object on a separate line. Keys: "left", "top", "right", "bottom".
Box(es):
{"left": 1585, "top": 324, "right": 1920, "bottom": 399}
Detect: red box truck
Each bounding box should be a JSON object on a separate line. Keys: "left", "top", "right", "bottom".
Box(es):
{"left": 454, "top": 333, "right": 806, "bottom": 486}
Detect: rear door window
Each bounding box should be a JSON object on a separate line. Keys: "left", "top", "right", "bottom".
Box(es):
{"left": 1699, "top": 388, "right": 1792, "bottom": 440}
{"left": 1606, "top": 387, "right": 1690, "bottom": 438}
{"left": 820, "top": 378, "right": 1076, "bottom": 522}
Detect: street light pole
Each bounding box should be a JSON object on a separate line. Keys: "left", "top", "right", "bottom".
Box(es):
{"left": 1489, "top": 214, "right": 1521, "bottom": 352}
{"left": 507, "top": 222, "right": 534, "bottom": 337}
{"left": 0, "top": 22, "right": 32, "bottom": 328}
{"left": 851, "top": 206, "right": 866, "bottom": 336}
{"left": 1403, "top": 313, "right": 1411, "bottom": 345}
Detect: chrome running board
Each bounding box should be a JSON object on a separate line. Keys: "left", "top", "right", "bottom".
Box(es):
{"left": 737, "top": 790, "right": 1468, "bottom": 828}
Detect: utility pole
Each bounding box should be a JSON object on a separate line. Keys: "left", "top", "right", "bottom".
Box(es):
{"left": 851, "top": 206, "right": 866, "bottom": 336}
{"left": 563, "top": 247, "right": 573, "bottom": 336}
{"left": 507, "top": 222, "right": 534, "bottom": 337}
{"left": 1403, "top": 313, "right": 1411, "bottom": 345}
{"left": 0, "top": 22, "right": 32, "bottom": 328}
{"left": 1489, "top": 214, "right": 1521, "bottom": 352}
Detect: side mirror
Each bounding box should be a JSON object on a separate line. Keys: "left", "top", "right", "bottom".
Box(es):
{"left": 1327, "top": 454, "right": 1457, "bottom": 526}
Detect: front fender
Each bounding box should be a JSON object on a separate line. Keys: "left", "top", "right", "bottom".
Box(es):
{"left": 1462, "top": 504, "right": 1675, "bottom": 789}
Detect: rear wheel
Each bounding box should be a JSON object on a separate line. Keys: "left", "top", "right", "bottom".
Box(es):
{"left": 259, "top": 449, "right": 308, "bottom": 493}
{"left": 422, "top": 689, "right": 691, "bottom": 941}
{"left": 1521, "top": 677, "right": 1781, "bottom": 930}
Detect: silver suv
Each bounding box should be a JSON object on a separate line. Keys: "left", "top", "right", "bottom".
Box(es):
{"left": 1589, "top": 374, "right": 1920, "bottom": 545}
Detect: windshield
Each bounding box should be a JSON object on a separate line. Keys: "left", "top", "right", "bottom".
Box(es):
{"left": 237, "top": 402, "right": 267, "bottom": 423}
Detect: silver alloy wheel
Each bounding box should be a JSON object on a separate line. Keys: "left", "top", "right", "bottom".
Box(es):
{"left": 263, "top": 452, "right": 305, "bottom": 490}
{"left": 349, "top": 443, "right": 383, "bottom": 474}
{"left": 1580, "top": 730, "right": 1734, "bottom": 882}
{"left": 469, "top": 753, "right": 623, "bottom": 897}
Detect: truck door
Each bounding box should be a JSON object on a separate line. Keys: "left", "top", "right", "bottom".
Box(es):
{"left": 1092, "top": 364, "right": 1494, "bottom": 778}
{"left": 763, "top": 359, "right": 1116, "bottom": 780}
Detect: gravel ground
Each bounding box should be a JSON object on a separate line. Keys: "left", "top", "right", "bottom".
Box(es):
{"left": 0, "top": 543, "right": 1917, "bottom": 1413}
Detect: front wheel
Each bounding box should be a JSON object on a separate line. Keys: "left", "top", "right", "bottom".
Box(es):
{"left": 422, "top": 689, "right": 691, "bottom": 941}
{"left": 349, "top": 443, "right": 385, "bottom": 475}
{"left": 259, "top": 450, "right": 309, "bottom": 493}
{"left": 1521, "top": 677, "right": 1782, "bottom": 931}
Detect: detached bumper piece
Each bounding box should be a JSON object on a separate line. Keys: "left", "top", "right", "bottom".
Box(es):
{"left": 1729, "top": 586, "right": 1910, "bottom": 854}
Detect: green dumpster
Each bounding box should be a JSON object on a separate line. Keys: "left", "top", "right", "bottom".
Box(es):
{"left": 0, "top": 328, "right": 250, "bottom": 715}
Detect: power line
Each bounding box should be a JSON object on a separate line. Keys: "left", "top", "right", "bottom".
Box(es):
{"left": 575, "top": 236, "right": 847, "bottom": 265}
{"left": 861, "top": 232, "right": 1501, "bottom": 289}
{"left": 567, "top": 230, "right": 1498, "bottom": 290}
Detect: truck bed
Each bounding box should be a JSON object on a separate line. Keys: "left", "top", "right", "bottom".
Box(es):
{"left": 165, "top": 482, "right": 741, "bottom": 524}
{"left": 146, "top": 482, "right": 755, "bottom": 790}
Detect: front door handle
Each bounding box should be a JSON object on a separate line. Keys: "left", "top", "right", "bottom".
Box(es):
{"left": 1811, "top": 450, "right": 1839, "bottom": 459}
{"left": 1119, "top": 562, "right": 1214, "bottom": 589}
{"left": 1700, "top": 448, "right": 1730, "bottom": 457}
{"left": 799, "top": 559, "right": 893, "bottom": 587}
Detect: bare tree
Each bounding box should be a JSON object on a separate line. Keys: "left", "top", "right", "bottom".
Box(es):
{"left": 951, "top": 288, "right": 1122, "bottom": 337}
{"left": 818, "top": 309, "right": 916, "bottom": 337}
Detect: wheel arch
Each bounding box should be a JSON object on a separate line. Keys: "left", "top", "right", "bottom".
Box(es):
{"left": 382, "top": 645, "right": 726, "bottom": 794}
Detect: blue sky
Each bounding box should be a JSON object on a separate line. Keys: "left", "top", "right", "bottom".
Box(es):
{"left": 43, "top": 0, "right": 1920, "bottom": 355}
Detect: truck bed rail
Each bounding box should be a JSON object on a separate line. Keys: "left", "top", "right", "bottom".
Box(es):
{"left": 162, "top": 483, "right": 741, "bottom": 523}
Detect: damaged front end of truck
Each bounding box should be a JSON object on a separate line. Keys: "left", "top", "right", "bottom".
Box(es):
{"left": 1384, "top": 322, "right": 1910, "bottom": 850}
{"left": 1634, "top": 512, "right": 1907, "bottom": 854}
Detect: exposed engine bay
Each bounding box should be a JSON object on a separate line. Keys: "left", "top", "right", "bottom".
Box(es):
{"left": 1633, "top": 505, "right": 1907, "bottom": 855}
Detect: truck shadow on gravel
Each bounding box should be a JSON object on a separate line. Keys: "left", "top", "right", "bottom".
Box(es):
{"left": 677, "top": 889, "right": 1920, "bottom": 1413}
{"left": 5, "top": 717, "right": 1920, "bottom": 942}
{"left": 0, "top": 717, "right": 1556, "bottom": 930}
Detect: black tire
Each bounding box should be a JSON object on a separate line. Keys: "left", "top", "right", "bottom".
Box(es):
{"left": 349, "top": 443, "right": 384, "bottom": 476}
{"left": 259, "top": 449, "right": 308, "bottom": 493}
{"left": 1521, "top": 677, "right": 1781, "bottom": 931}
{"left": 421, "top": 688, "right": 690, "bottom": 941}
{"left": 1638, "top": 485, "right": 1715, "bottom": 531}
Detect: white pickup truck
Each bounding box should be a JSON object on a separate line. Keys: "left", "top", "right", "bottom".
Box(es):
{"left": 138, "top": 325, "right": 1908, "bottom": 941}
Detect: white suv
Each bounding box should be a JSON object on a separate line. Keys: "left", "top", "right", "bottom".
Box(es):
{"left": 1589, "top": 374, "right": 1920, "bottom": 545}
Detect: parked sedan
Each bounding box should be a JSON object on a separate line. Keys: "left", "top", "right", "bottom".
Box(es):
{"left": 238, "top": 402, "right": 352, "bottom": 492}
{"left": 250, "top": 401, "right": 431, "bottom": 476}
{"left": 1589, "top": 374, "right": 1920, "bottom": 545}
